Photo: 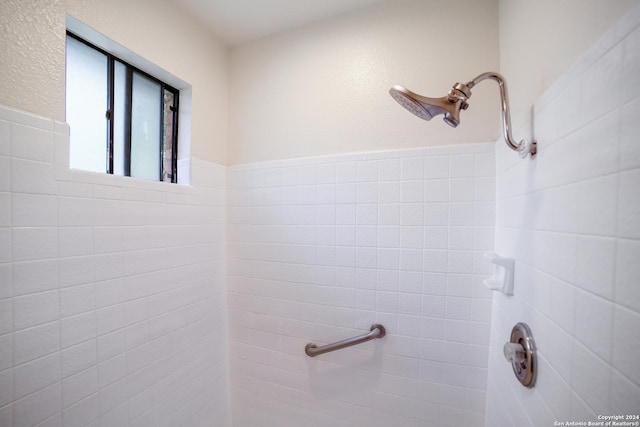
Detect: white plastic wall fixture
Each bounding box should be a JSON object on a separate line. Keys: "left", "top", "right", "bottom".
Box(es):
{"left": 483, "top": 252, "right": 515, "bottom": 296}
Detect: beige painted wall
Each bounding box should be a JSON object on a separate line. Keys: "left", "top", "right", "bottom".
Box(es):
{"left": 0, "top": 0, "right": 66, "bottom": 124}
{"left": 0, "top": 0, "right": 228, "bottom": 164}
{"left": 499, "top": 0, "right": 638, "bottom": 128}
{"left": 4, "top": 0, "right": 630, "bottom": 166}
{"left": 228, "top": 0, "right": 500, "bottom": 165}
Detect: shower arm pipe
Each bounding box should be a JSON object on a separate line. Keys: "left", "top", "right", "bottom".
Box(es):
{"left": 464, "top": 72, "right": 536, "bottom": 157}
{"left": 305, "top": 324, "right": 385, "bottom": 357}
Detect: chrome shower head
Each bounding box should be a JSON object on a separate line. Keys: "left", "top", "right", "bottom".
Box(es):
{"left": 389, "top": 72, "right": 537, "bottom": 158}
{"left": 388, "top": 84, "right": 469, "bottom": 128}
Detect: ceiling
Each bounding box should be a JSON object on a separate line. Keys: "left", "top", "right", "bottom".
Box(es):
{"left": 173, "top": 0, "right": 386, "bottom": 46}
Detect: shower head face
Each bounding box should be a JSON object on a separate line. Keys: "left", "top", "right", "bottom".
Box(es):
{"left": 389, "top": 86, "right": 434, "bottom": 121}
{"left": 389, "top": 85, "right": 464, "bottom": 127}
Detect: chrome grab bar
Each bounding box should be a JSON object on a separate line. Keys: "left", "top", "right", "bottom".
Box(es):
{"left": 304, "top": 324, "right": 386, "bottom": 357}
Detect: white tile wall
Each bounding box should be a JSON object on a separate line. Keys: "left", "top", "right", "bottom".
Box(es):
{"left": 486, "top": 4, "right": 640, "bottom": 426}
{"left": 0, "top": 105, "right": 231, "bottom": 427}
{"left": 227, "top": 143, "right": 495, "bottom": 427}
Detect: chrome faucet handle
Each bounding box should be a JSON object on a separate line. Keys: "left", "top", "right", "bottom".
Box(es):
{"left": 503, "top": 342, "right": 525, "bottom": 364}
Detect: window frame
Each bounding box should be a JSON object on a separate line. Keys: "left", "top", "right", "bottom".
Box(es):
{"left": 66, "top": 31, "right": 180, "bottom": 183}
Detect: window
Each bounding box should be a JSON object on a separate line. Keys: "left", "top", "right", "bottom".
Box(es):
{"left": 65, "top": 32, "right": 179, "bottom": 183}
